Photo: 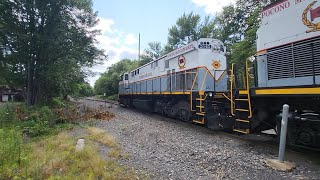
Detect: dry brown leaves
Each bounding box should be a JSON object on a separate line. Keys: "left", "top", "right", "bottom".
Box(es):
{"left": 54, "top": 104, "right": 115, "bottom": 122}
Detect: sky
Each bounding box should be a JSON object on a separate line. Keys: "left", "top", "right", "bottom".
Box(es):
{"left": 88, "top": 0, "right": 236, "bottom": 86}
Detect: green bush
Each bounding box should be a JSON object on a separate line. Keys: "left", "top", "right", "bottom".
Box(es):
{"left": 51, "top": 97, "right": 67, "bottom": 108}
{"left": 107, "top": 94, "right": 118, "bottom": 101}
{"left": 21, "top": 106, "right": 55, "bottom": 137}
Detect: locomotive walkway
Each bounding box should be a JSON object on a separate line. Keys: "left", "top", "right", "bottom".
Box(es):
{"left": 77, "top": 98, "right": 320, "bottom": 179}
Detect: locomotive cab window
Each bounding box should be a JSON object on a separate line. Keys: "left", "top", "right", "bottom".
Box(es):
{"left": 220, "top": 45, "right": 224, "bottom": 52}
{"left": 125, "top": 74, "right": 128, "bottom": 80}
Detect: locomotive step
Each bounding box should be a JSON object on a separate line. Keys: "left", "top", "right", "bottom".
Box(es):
{"left": 196, "top": 98, "right": 205, "bottom": 100}
{"left": 233, "top": 128, "right": 250, "bottom": 134}
{"left": 196, "top": 112, "right": 205, "bottom": 116}
{"left": 235, "top": 109, "right": 249, "bottom": 112}
{"left": 236, "top": 119, "right": 250, "bottom": 123}
{"left": 193, "top": 119, "right": 204, "bottom": 124}
{"left": 196, "top": 106, "right": 204, "bottom": 108}
{"left": 235, "top": 98, "right": 249, "bottom": 101}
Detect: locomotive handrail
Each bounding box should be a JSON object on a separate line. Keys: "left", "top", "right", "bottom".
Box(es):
{"left": 200, "top": 70, "right": 208, "bottom": 93}
{"left": 245, "top": 59, "right": 253, "bottom": 118}
{"left": 190, "top": 67, "right": 215, "bottom": 112}
{"left": 230, "top": 64, "right": 235, "bottom": 116}
{"left": 190, "top": 71, "right": 198, "bottom": 112}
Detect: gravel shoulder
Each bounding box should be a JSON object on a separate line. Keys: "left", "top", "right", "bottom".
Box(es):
{"left": 77, "top": 99, "right": 320, "bottom": 180}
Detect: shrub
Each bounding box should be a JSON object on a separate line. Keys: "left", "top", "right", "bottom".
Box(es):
{"left": 51, "top": 97, "right": 67, "bottom": 108}
{"left": 22, "top": 106, "right": 56, "bottom": 137}
{"left": 107, "top": 94, "right": 118, "bottom": 101}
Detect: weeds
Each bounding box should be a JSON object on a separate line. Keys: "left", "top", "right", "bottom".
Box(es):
{"left": 0, "top": 129, "right": 23, "bottom": 177}
{"left": 87, "top": 127, "right": 122, "bottom": 159}
{"left": 7, "top": 132, "right": 135, "bottom": 179}
{"left": 87, "top": 127, "right": 119, "bottom": 148}
{"left": 0, "top": 101, "right": 129, "bottom": 179}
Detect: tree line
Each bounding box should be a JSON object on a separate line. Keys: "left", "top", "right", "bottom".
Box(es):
{"left": 94, "top": 0, "right": 277, "bottom": 96}
{"left": 0, "top": 0, "right": 104, "bottom": 106}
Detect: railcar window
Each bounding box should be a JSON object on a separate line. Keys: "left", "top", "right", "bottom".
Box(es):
{"left": 131, "top": 72, "right": 134, "bottom": 77}
{"left": 165, "top": 60, "right": 169, "bottom": 68}
{"left": 137, "top": 69, "right": 139, "bottom": 74}
{"left": 220, "top": 45, "right": 224, "bottom": 52}
{"left": 125, "top": 74, "right": 128, "bottom": 80}
{"left": 172, "top": 69, "right": 176, "bottom": 91}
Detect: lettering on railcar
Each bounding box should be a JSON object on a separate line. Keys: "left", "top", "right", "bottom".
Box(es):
{"left": 139, "top": 72, "right": 153, "bottom": 79}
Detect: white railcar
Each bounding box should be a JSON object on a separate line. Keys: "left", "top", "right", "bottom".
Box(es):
{"left": 119, "top": 38, "right": 229, "bottom": 127}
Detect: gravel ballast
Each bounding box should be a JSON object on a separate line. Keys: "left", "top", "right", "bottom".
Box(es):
{"left": 78, "top": 99, "right": 320, "bottom": 180}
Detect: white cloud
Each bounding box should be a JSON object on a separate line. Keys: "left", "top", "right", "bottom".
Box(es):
{"left": 95, "top": 18, "right": 114, "bottom": 34}
{"left": 87, "top": 17, "right": 139, "bottom": 86}
{"left": 192, "top": 0, "right": 236, "bottom": 15}
{"left": 124, "top": 33, "right": 138, "bottom": 45}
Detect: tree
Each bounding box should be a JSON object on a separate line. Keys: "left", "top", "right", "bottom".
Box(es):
{"left": 139, "top": 41, "right": 163, "bottom": 66}
{"left": 0, "top": 0, "right": 105, "bottom": 106}
{"left": 94, "top": 59, "right": 139, "bottom": 96}
{"left": 230, "top": 0, "right": 275, "bottom": 66}
{"left": 76, "top": 83, "right": 94, "bottom": 97}
{"left": 165, "top": 12, "right": 215, "bottom": 52}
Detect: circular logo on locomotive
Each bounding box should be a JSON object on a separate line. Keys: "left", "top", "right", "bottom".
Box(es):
{"left": 178, "top": 55, "right": 186, "bottom": 69}
{"left": 303, "top": 1, "right": 320, "bottom": 33}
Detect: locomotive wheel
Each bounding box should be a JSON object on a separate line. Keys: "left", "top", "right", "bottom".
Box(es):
{"left": 179, "top": 109, "right": 190, "bottom": 122}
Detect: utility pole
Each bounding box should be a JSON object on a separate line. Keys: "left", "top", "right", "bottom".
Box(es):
{"left": 138, "top": 33, "right": 140, "bottom": 61}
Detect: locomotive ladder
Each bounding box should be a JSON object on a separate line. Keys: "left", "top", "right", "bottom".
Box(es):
{"left": 193, "top": 92, "right": 207, "bottom": 124}
{"left": 231, "top": 60, "right": 253, "bottom": 134}
{"left": 192, "top": 69, "right": 208, "bottom": 125}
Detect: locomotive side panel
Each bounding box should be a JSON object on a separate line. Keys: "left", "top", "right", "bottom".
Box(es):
{"left": 257, "top": 0, "right": 320, "bottom": 88}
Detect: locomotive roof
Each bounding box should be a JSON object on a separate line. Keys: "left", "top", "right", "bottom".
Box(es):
{"left": 131, "top": 41, "right": 196, "bottom": 72}
{"left": 262, "top": 0, "right": 286, "bottom": 11}
{"left": 123, "top": 38, "right": 224, "bottom": 74}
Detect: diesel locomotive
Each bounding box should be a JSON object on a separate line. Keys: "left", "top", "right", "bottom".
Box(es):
{"left": 119, "top": 0, "right": 320, "bottom": 148}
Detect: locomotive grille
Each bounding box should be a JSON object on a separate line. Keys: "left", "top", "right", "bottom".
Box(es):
{"left": 267, "top": 36, "right": 320, "bottom": 80}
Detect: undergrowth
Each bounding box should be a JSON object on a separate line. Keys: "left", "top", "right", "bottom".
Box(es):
{"left": 0, "top": 102, "right": 75, "bottom": 178}
{"left": 0, "top": 100, "right": 133, "bottom": 179}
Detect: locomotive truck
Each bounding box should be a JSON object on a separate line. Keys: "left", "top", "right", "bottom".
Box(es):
{"left": 119, "top": 0, "right": 320, "bottom": 149}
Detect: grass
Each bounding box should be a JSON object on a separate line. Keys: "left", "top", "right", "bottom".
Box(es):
{"left": 15, "top": 132, "right": 135, "bottom": 179}
{"left": 87, "top": 127, "right": 122, "bottom": 159}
